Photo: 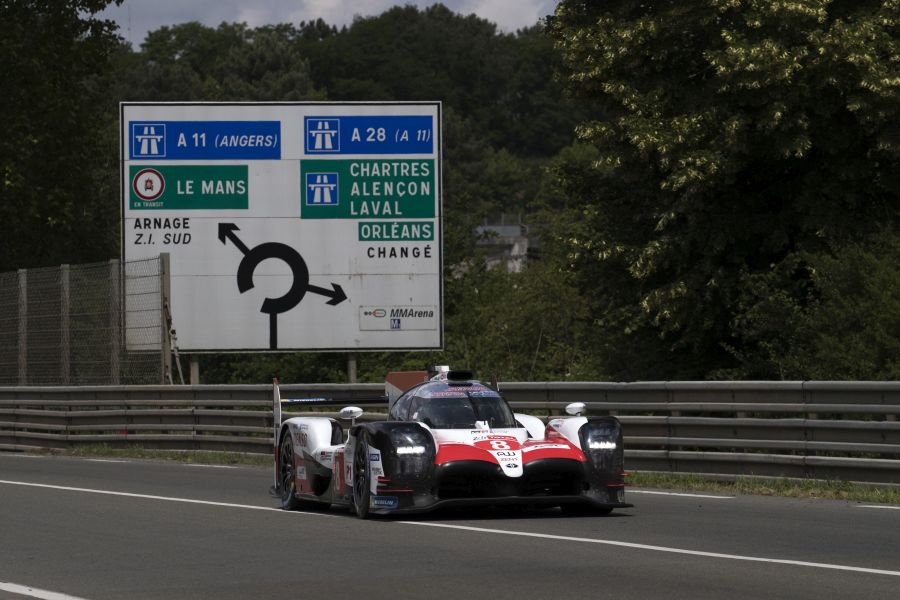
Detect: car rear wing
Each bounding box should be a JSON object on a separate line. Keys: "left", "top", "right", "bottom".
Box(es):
{"left": 272, "top": 378, "right": 386, "bottom": 440}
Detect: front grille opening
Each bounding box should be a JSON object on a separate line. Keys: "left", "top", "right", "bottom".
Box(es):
{"left": 436, "top": 470, "right": 583, "bottom": 499}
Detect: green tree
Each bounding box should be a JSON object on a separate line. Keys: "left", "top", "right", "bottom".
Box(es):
{"left": 0, "top": 0, "right": 123, "bottom": 271}
{"left": 299, "top": 4, "right": 580, "bottom": 157}
{"left": 547, "top": 0, "right": 900, "bottom": 379}
{"left": 113, "top": 22, "right": 322, "bottom": 102}
{"left": 726, "top": 231, "right": 900, "bottom": 380}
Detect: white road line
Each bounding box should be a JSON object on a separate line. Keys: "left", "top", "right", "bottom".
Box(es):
{"left": 3, "top": 454, "right": 49, "bottom": 459}
{"left": 0, "top": 480, "right": 336, "bottom": 517}
{"left": 629, "top": 490, "right": 734, "bottom": 499}
{"left": 0, "top": 582, "right": 89, "bottom": 600}
{"left": 397, "top": 521, "right": 900, "bottom": 578}
{"left": 85, "top": 459, "right": 129, "bottom": 464}
{"left": 858, "top": 505, "right": 900, "bottom": 511}
{"left": 2, "top": 479, "right": 897, "bottom": 577}
{"left": 183, "top": 463, "right": 238, "bottom": 469}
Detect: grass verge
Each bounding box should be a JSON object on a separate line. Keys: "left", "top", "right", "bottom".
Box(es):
{"left": 629, "top": 471, "right": 900, "bottom": 504}
{"left": 34, "top": 444, "right": 271, "bottom": 467}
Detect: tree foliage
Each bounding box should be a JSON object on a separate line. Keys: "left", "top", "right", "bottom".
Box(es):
{"left": 0, "top": 0, "right": 123, "bottom": 271}
{"left": 547, "top": 0, "right": 900, "bottom": 379}
{"left": 114, "top": 22, "right": 322, "bottom": 102}
{"left": 297, "top": 5, "right": 582, "bottom": 156}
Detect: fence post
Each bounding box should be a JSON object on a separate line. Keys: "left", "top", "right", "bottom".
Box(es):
{"left": 109, "top": 259, "right": 121, "bottom": 385}
{"left": 60, "top": 264, "right": 70, "bottom": 384}
{"left": 17, "top": 269, "right": 27, "bottom": 385}
{"left": 159, "top": 253, "right": 172, "bottom": 385}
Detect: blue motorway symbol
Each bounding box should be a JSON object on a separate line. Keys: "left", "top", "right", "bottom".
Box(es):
{"left": 305, "top": 118, "right": 341, "bottom": 152}
{"left": 305, "top": 173, "right": 339, "bottom": 205}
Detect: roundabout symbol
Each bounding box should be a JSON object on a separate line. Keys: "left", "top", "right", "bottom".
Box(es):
{"left": 218, "top": 223, "right": 347, "bottom": 349}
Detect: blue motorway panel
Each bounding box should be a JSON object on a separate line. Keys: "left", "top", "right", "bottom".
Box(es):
{"left": 304, "top": 115, "right": 434, "bottom": 155}
{"left": 129, "top": 121, "right": 281, "bottom": 160}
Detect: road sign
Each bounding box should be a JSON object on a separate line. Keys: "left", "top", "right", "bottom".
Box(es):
{"left": 120, "top": 103, "right": 442, "bottom": 351}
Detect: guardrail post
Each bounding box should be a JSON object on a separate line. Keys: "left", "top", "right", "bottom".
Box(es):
{"left": 665, "top": 383, "right": 676, "bottom": 473}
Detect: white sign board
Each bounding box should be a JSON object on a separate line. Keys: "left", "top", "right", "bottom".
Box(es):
{"left": 120, "top": 102, "right": 442, "bottom": 351}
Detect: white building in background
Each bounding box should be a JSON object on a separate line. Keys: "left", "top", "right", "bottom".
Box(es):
{"left": 475, "top": 214, "right": 532, "bottom": 273}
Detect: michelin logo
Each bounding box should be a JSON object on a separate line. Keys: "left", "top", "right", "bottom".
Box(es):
{"left": 372, "top": 495, "right": 399, "bottom": 508}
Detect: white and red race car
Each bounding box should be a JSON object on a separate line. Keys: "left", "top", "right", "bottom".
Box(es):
{"left": 272, "top": 368, "right": 631, "bottom": 518}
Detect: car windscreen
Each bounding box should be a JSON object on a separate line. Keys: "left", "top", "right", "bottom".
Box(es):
{"left": 413, "top": 394, "right": 517, "bottom": 429}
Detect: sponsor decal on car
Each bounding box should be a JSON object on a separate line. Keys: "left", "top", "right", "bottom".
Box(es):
{"left": 333, "top": 451, "right": 345, "bottom": 492}
{"left": 369, "top": 448, "right": 383, "bottom": 495}
{"left": 521, "top": 444, "right": 570, "bottom": 452}
{"left": 467, "top": 389, "right": 501, "bottom": 397}
{"left": 372, "top": 495, "right": 399, "bottom": 509}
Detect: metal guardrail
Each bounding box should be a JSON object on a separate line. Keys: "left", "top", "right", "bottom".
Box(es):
{"left": 1, "top": 382, "right": 898, "bottom": 483}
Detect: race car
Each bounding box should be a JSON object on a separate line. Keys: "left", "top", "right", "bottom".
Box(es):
{"left": 272, "top": 367, "right": 631, "bottom": 518}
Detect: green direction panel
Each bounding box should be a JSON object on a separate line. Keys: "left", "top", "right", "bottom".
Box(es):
{"left": 301, "top": 159, "right": 435, "bottom": 219}
{"left": 358, "top": 220, "right": 435, "bottom": 241}
{"left": 129, "top": 165, "right": 248, "bottom": 210}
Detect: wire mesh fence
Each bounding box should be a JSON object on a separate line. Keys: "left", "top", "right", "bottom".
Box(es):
{"left": 0, "top": 257, "right": 165, "bottom": 385}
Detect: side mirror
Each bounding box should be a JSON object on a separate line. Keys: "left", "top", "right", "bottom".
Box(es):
{"left": 339, "top": 406, "right": 364, "bottom": 426}
{"left": 565, "top": 402, "right": 586, "bottom": 416}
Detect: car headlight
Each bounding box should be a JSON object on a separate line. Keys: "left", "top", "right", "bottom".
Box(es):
{"left": 588, "top": 440, "right": 617, "bottom": 450}
{"left": 388, "top": 425, "right": 434, "bottom": 475}
{"left": 578, "top": 418, "right": 623, "bottom": 475}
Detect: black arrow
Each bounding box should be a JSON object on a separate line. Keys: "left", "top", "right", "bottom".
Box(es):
{"left": 217, "top": 222, "right": 347, "bottom": 349}
{"left": 307, "top": 283, "right": 347, "bottom": 305}
{"left": 218, "top": 223, "right": 249, "bottom": 255}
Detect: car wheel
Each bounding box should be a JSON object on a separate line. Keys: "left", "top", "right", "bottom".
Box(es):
{"left": 279, "top": 433, "right": 304, "bottom": 511}
{"left": 352, "top": 432, "right": 372, "bottom": 519}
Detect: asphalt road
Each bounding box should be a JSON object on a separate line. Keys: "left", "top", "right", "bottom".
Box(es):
{"left": 1, "top": 453, "right": 899, "bottom": 600}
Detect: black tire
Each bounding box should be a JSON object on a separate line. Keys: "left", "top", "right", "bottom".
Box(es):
{"left": 352, "top": 432, "right": 372, "bottom": 519}
{"left": 278, "top": 433, "right": 304, "bottom": 511}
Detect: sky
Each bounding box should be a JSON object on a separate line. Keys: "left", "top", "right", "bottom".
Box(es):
{"left": 99, "top": 0, "right": 562, "bottom": 48}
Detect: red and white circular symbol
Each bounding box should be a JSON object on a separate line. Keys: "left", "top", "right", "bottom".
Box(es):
{"left": 132, "top": 168, "right": 165, "bottom": 201}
